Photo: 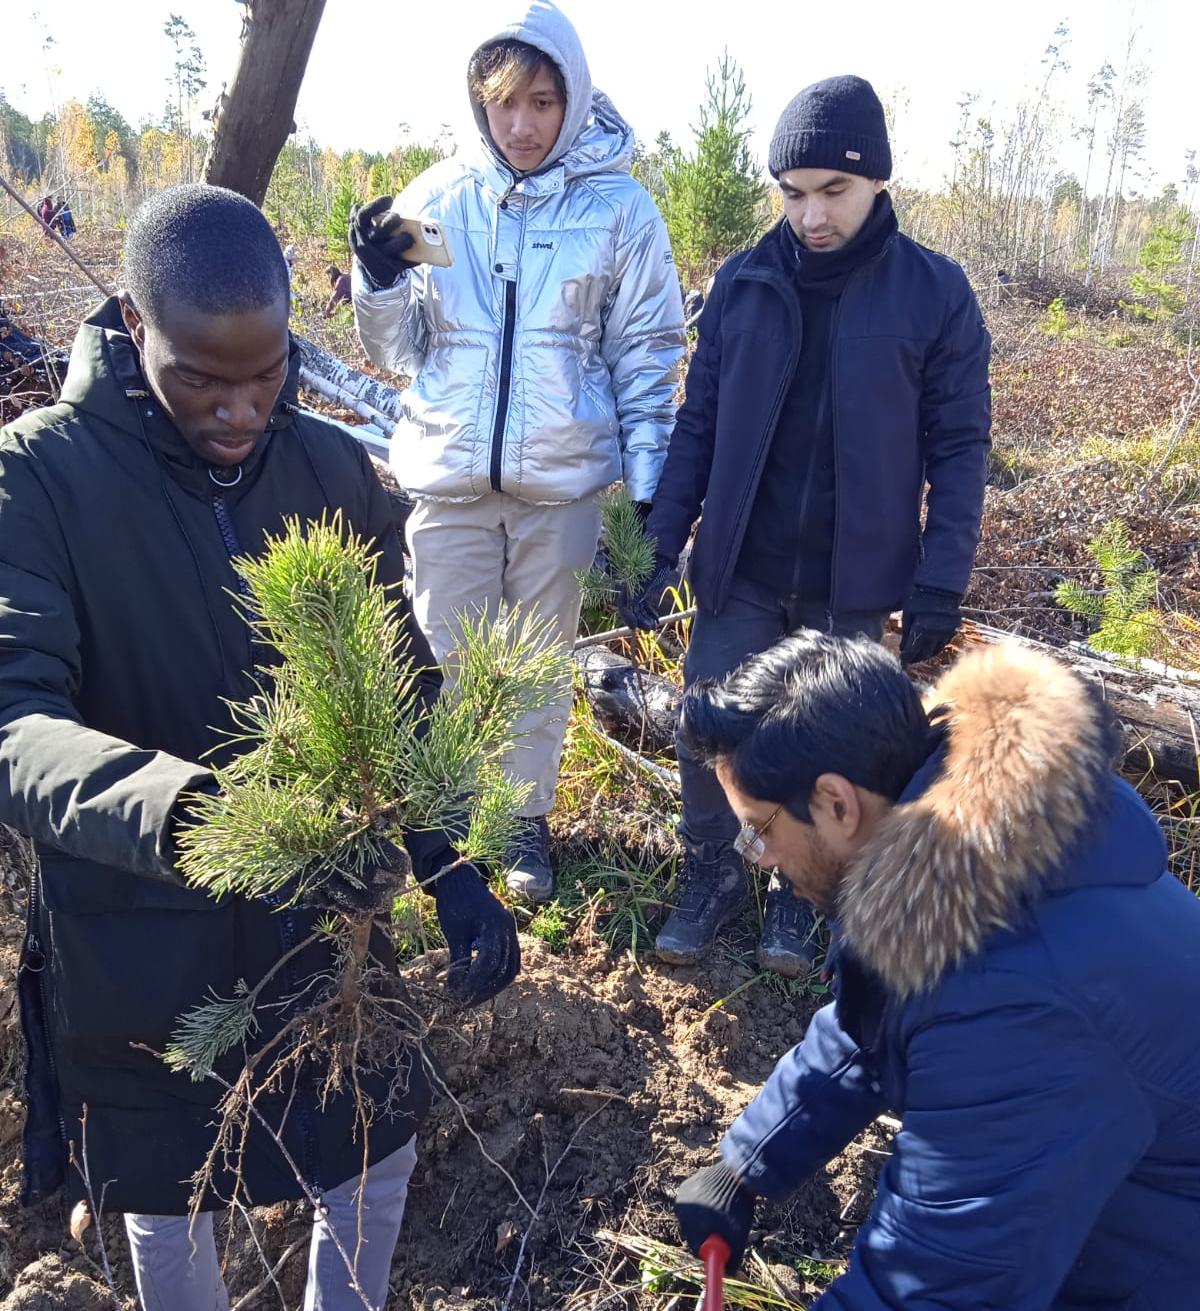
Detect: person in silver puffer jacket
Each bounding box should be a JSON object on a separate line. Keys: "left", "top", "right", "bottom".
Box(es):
{"left": 352, "top": 0, "right": 685, "bottom": 902}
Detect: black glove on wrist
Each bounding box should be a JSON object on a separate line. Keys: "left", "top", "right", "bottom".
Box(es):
{"left": 899, "top": 585, "right": 962, "bottom": 667}
{"left": 349, "top": 196, "right": 418, "bottom": 290}
{"left": 616, "top": 552, "right": 675, "bottom": 631}
{"left": 675, "top": 1159, "right": 755, "bottom": 1274}
{"left": 427, "top": 859, "right": 520, "bottom": 1006}
{"left": 632, "top": 500, "right": 653, "bottom": 526}
{"left": 284, "top": 836, "right": 409, "bottom": 915}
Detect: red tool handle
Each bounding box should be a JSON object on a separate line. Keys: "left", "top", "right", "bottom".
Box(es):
{"left": 699, "top": 1234, "right": 731, "bottom": 1311}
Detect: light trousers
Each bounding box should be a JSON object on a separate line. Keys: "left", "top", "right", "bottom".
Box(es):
{"left": 407, "top": 491, "right": 602, "bottom": 816}
{"left": 124, "top": 1136, "right": 417, "bottom": 1311}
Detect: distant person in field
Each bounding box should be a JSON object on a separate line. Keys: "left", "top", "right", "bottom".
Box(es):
{"left": 38, "top": 195, "right": 55, "bottom": 232}
{"left": 323, "top": 262, "right": 352, "bottom": 317}
{"left": 619, "top": 75, "right": 992, "bottom": 978}
{"left": 673, "top": 632, "right": 1200, "bottom": 1311}
{"left": 0, "top": 183, "right": 519, "bottom": 1311}
{"left": 351, "top": 0, "right": 685, "bottom": 902}
{"left": 50, "top": 199, "right": 75, "bottom": 239}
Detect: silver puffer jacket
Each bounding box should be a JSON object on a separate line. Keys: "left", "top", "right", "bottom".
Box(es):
{"left": 353, "top": 1, "right": 685, "bottom": 505}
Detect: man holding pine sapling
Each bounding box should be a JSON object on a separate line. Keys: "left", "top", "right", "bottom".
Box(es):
{"left": 0, "top": 184, "right": 520, "bottom": 1311}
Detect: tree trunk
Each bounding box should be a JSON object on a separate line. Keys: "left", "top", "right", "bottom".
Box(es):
{"left": 203, "top": 0, "right": 328, "bottom": 206}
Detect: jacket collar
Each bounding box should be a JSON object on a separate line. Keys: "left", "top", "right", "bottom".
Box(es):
{"left": 837, "top": 643, "right": 1145, "bottom": 997}
{"left": 737, "top": 196, "right": 899, "bottom": 290}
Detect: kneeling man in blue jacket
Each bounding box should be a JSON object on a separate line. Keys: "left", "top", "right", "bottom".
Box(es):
{"left": 672, "top": 632, "right": 1200, "bottom": 1311}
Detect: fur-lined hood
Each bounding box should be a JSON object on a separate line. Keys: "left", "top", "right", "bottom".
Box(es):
{"left": 838, "top": 643, "right": 1129, "bottom": 998}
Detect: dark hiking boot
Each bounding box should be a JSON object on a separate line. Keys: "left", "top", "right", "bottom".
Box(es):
{"left": 656, "top": 842, "right": 749, "bottom": 965}
{"left": 504, "top": 817, "right": 554, "bottom": 903}
{"left": 757, "top": 875, "right": 818, "bottom": 978}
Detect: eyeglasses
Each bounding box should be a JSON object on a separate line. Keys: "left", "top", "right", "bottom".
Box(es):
{"left": 733, "top": 803, "right": 784, "bottom": 863}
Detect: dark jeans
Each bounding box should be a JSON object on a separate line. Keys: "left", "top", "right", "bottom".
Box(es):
{"left": 677, "top": 575, "right": 887, "bottom": 849}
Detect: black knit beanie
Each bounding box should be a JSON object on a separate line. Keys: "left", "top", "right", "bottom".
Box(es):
{"left": 768, "top": 75, "right": 892, "bottom": 181}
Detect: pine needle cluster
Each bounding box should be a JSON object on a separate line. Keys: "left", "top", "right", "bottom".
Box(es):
{"left": 177, "top": 514, "right": 571, "bottom": 902}
{"left": 1055, "top": 518, "right": 1164, "bottom": 659}
{"left": 577, "top": 487, "right": 656, "bottom": 614}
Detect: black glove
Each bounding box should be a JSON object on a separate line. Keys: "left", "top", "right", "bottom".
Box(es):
{"left": 675, "top": 1160, "right": 756, "bottom": 1274}
{"left": 616, "top": 553, "right": 675, "bottom": 631}
{"left": 632, "top": 500, "right": 653, "bottom": 526}
{"left": 286, "top": 836, "right": 409, "bottom": 915}
{"left": 349, "top": 196, "right": 418, "bottom": 289}
{"left": 899, "top": 585, "right": 962, "bottom": 666}
{"left": 427, "top": 860, "right": 520, "bottom": 1006}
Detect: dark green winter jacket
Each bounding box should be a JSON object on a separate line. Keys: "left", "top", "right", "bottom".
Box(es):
{"left": 1, "top": 298, "right": 436, "bottom": 1215}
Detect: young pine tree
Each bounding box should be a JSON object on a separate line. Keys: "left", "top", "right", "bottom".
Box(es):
{"left": 661, "top": 51, "right": 767, "bottom": 279}
{"left": 166, "top": 515, "right": 571, "bottom": 1083}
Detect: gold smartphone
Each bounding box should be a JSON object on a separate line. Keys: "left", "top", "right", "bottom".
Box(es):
{"left": 392, "top": 216, "right": 454, "bottom": 268}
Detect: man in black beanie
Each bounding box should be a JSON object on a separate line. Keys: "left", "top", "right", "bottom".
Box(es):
{"left": 619, "top": 75, "right": 992, "bottom": 974}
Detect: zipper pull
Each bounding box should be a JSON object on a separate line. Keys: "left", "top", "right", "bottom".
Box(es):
{"left": 23, "top": 932, "right": 45, "bottom": 972}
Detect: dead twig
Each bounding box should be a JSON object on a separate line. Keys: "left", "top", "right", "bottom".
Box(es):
{"left": 572, "top": 608, "right": 697, "bottom": 651}
{"left": 132, "top": 1044, "right": 383, "bottom": 1311}
{"left": 228, "top": 1201, "right": 306, "bottom": 1311}
{"left": 417, "top": 1042, "right": 538, "bottom": 1219}
{"left": 67, "top": 1103, "right": 119, "bottom": 1299}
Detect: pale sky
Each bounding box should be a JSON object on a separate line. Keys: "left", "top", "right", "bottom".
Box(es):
{"left": 5, "top": 0, "right": 1198, "bottom": 198}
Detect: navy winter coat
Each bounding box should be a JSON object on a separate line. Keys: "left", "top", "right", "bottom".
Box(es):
{"left": 722, "top": 645, "right": 1200, "bottom": 1309}
{"left": 647, "top": 218, "right": 992, "bottom": 616}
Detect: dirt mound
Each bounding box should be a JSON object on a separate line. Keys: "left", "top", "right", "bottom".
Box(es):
{"left": 0, "top": 1255, "right": 126, "bottom": 1311}
{"left": 385, "top": 937, "right": 885, "bottom": 1307}
{"left": 0, "top": 923, "right": 885, "bottom": 1309}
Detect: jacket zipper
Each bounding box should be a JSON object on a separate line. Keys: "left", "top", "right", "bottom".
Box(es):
{"left": 210, "top": 487, "right": 319, "bottom": 1185}
{"left": 489, "top": 279, "right": 518, "bottom": 493}
{"left": 23, "top": 873, "right": 69, "bottom": 1150}
{"left": 824, "top": 293, "right": 847, "bottom": 626}
{"left": 724, "top": 268, "right": 803, "bottom": 605}
{"left": 786, "top": 377, "right": 827, "bottom": 613}
{"left": 211, "top": 492, "right": 270, "bottom": 685}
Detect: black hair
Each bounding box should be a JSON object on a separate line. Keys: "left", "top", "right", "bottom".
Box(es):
{"left": 123, "top": 183, "right": 289, "bottom": 325}
{"left": 468, "top": 38, "right": 567, "bottom": 106}
{"left": 679, "top": 632, "right": 933, "bottom": 821}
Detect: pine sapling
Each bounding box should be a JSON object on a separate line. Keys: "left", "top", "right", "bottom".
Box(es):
{"left": 164, "top": 514, "right": 571, "bottom": 1189}
{"left": 577, "top": 486, "right": 656, "bottom": 618}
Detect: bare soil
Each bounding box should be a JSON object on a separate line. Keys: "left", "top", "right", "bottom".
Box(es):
{"left": 0, "top": 830, "right": 884, "bottom": 1310}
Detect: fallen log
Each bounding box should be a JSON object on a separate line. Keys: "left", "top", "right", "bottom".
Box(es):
{"left": 953, "top": 621, "right": 1200, "bottom": 787}
{"left": 578, "top": 619, "right": 1200, "bottom": 789}
{"left": 298, "top": 338, "right": 407, "bottom": 426}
